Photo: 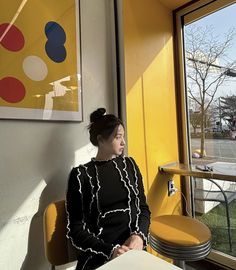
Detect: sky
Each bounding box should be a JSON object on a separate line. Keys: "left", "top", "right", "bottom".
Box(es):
{"left": 184, "top": 2, "right": 236, "bottom": 99}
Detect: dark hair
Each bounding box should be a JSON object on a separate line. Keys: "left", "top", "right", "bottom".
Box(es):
{"left": 88, "top": 108, "right": 124, "bottom": 146}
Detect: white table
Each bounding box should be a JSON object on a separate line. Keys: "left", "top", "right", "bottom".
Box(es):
{"left": 97, "top": 250, "right": 182, "bottom": 270}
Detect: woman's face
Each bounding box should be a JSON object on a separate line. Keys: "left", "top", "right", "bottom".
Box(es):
{"left": 99, "top": 124, "right": 125, "bottom": 156}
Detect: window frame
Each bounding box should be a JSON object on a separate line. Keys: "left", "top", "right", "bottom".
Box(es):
{"left": 174, "top": 0, "right": 236, "bottom": 268}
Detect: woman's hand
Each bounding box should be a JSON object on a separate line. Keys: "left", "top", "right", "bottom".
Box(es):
{"left": 123, "top": 234, "right": 144, "bottom": 250}
{"left": 111, "top": 245, "right": 130, "bottom": 259}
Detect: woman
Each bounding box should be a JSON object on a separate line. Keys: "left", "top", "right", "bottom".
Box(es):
{"left": 66, "top": 108, "right": 151, "bottom": 270}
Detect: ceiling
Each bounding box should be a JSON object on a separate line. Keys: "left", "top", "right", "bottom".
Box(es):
{"left": 158, "top": 0, "right": 193, "bottom": 10}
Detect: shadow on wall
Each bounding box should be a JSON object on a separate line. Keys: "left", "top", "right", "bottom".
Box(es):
{"left": 19, "top": 124, "right": 87, "bottom": 270}
{"left": 147, "top": 172, "right": 182, "bottom": 217}
{"left": 20, "top": 172, "right": 67, "bottom": 270}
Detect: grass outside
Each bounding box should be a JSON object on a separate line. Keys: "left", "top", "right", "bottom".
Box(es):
{"left": 196, "top": 199, "right": 236, "bottom": 257}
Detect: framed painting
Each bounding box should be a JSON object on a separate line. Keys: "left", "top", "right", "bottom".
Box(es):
{"left": 0, "top": 0, "right": 83, "bottom": 121}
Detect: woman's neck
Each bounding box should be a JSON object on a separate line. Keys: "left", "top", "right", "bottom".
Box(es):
{"left": 95, "top": 150, "right": 114, "bottom": 161}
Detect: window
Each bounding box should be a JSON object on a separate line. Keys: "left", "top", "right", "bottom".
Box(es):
{"left": 175, "top": 1, "right": 236, "bottom": 268}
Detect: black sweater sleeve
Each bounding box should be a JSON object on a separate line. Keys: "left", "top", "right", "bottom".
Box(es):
{"left": 128, "top": 157, "right": 151, "bottom": 246}
{"left": 65, "top": 167, "right": 116, "bottom": 260}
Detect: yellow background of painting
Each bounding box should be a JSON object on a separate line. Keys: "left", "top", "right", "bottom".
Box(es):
{"left": 0, "top": 0, "right": 79, "bottom": 111}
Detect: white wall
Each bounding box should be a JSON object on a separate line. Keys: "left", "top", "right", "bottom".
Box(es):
{"left": 0, "top": 1, "right": 117, "bottom": 269}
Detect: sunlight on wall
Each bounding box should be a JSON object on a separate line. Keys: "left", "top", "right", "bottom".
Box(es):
{"left": 74, "top": 143, "right": 98, "bottom": 166}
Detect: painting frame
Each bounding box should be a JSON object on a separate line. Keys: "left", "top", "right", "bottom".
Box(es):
{"left": 0, "top": 0, "right": 83, "bottom": 122}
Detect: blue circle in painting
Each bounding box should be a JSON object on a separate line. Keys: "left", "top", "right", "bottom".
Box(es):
{"left": 45, "top": 21, "right": 66, "bottom": 46}
{"left": 45, "top": 41, "right": 66, "bottom": 63}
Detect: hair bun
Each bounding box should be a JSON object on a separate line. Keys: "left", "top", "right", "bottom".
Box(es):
{"left": 90, "top": 108, "right": 106, "bottom": 123}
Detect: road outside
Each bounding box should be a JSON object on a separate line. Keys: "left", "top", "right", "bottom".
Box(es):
{"left": 191, "top": 138, "right": 236, "bottom": 163}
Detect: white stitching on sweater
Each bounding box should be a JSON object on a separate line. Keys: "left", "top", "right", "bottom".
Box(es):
{"left": 77, "top": 167, "right": 86, "bottom": 230}
{"left": 65, "top": 167, "right": 110, "bottom": 259}
{"left": 109, "top": 244, "right": 121, "bottom": 260}
{"left": 128, "top": 158, "right": 141, "bottom": 230}
{"left": 82, "top": 164, "right": 95, "bottom": 215}
{"left": 123, "top": 157, "right": 138, "bottom": 195}
{"left": 81, "top": 256, "right": 92, "bottom": 270}
{"left": 123, "top": 157, "right": 142, "bottom": 237}
{"left": 128, "top": 157, "right": 148, "bottom": 246}
{"left": 112, "top": 160, "right": 132, "bottom": 233}
{"left": 95, "top": 165, "right": 103, "bottom": 237}
{"left": 101, "top": 208, "right": 129, "bottom": 219}
{"left": 131, "top": 230, "right": 148, "bottom": 247}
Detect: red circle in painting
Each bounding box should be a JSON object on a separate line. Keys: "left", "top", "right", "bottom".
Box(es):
{"left": 0, "top": 23, "right": 25, "bottom": 51}
{"left": 0, "top": 77, "right": 26, "bottom": 103}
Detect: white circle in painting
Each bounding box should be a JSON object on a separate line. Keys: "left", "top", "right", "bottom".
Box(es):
{"left": 23, "top": 55, "right": 48, "bottom": 81}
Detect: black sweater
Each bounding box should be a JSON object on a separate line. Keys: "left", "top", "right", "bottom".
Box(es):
{"left": 66, "top": 156, "right": 151, "bottom": 270}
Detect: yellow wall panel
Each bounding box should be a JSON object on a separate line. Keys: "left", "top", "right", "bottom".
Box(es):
{"left": 123, "top": 0, "right": 182, "bottom": 219}
{"left": 126, "top": 78, "right": 148, "bottom": 192}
